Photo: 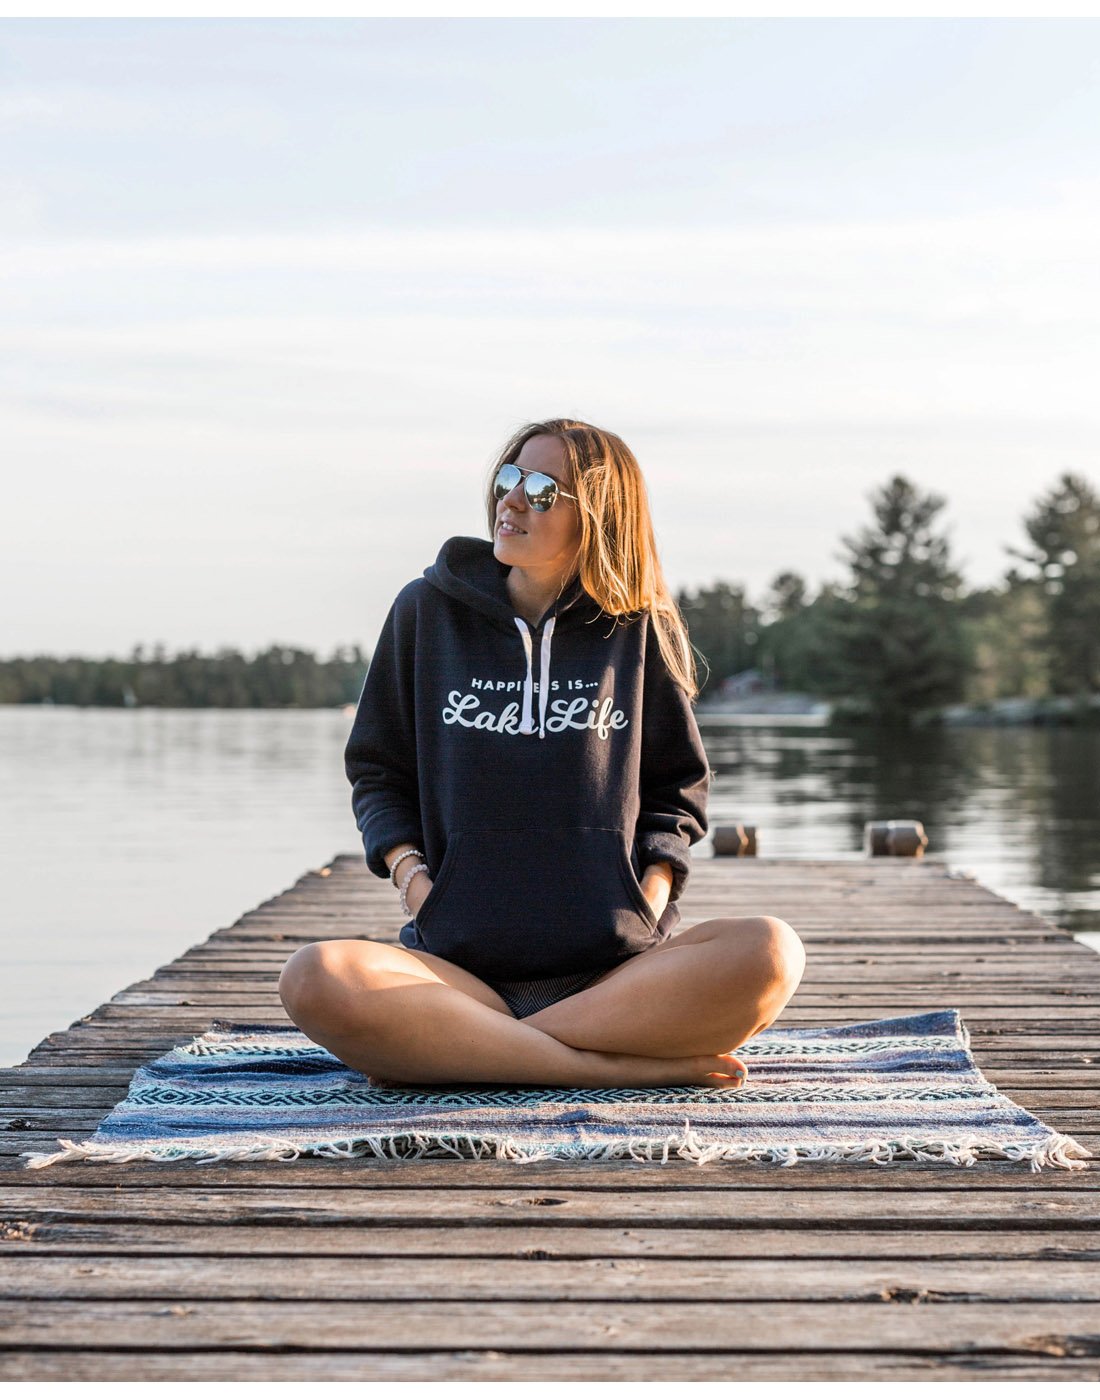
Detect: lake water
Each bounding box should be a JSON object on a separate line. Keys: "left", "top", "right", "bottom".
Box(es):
{"left": 2, "top": 707, "right": 1098, "bottom": 1067}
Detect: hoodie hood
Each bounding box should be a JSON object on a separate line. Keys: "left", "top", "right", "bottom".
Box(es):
{"left": 424, "top": 535, "right": 603, "bottom": 739}
{"left": 423, "top": 535, "right": 599, "bottom": 632}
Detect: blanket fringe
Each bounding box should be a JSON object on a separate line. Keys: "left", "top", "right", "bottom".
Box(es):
{"left": 22, "top": 1126, "right": 1093, "bottom": 1171}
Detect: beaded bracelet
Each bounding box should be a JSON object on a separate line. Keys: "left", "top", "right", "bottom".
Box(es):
{"left": 398, "top": 862, "right": 429, "bottom": 918}
{"left": 387, "top": 847, "right": 425, "bottom": 887}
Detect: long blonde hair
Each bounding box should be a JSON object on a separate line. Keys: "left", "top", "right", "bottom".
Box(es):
{"left": 483, "top": 418, "right": 703, "bottom": 701}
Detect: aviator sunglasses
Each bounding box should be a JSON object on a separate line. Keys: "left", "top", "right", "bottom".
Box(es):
{"left": 492, "top": 462, "right": 579, "bottom": 513}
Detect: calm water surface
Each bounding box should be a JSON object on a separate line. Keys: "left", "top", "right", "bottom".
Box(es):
{"left": 2, "top": 707, "right": 1098, "bottom": 1066}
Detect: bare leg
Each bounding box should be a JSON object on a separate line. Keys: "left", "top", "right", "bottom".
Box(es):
{"left": 278, "top": 939, "right": 748, "bottom": 1088}
{"left": 522, "top": 917, "right": 807, "bottom": 1070}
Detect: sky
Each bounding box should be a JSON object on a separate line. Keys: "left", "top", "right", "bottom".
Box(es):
{"left": 2, "top": 17, "right": 1099, "bottom": 658}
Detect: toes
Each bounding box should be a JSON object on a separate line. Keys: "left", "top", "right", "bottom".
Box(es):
{"left": 710, "top": 1055, "right": 747, "bottom": 1085}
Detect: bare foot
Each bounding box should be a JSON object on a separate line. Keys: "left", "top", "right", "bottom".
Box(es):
{"left": 597, "top": 1051, "right": 748, "bottom": 1089}
{"left": 700, "top": 1053, "right": 749, "bottom": 1087}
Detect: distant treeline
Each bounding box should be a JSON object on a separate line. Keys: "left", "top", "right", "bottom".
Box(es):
{"left": 0, "top": 645, "right": 369, "bottom": 709}
{"left": 679, "top": 469, "right": 1100, "bottom": 724}
{"left": 3, "top": 470, "right": 1098, "bottom": 725}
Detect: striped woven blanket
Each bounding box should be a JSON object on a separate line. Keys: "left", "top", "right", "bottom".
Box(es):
{"left": 24, "top": 1010, "right": 1091, "bottom": 1171}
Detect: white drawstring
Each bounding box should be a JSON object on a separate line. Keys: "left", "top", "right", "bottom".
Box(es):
{"left": 538, "top": 617, "right": 555, "bottom": 738}
{"left": 512, "top": 614, "right": 556, "bottom": 738}
{"left": 513, "top": 618, "right": 535, "bottom": 734}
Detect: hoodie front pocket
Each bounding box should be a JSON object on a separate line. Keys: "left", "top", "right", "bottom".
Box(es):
{"left": 412, "top": 836, "right": 460, "bottom": 931}
{"left": 414, "top": 825, "right": 660, "bottom": 981}
{"left": 617, "top": 841, "right": 660, "bottom": 930}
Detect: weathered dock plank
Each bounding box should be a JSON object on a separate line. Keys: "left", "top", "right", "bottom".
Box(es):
{"left": 1, "top": 854, "right": 1097, "bottom": 1381}
{"left": 3, "top": 1351, "right": 1099, "bottom": 1382}
{"left": 4, "top": 1297, "right": 1100, "bottom": 1354}
{"left": 4, "top": 1220, "right": 1098, "bottom": 1257}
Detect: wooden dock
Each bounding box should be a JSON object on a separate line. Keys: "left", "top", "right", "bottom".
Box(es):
{"left": 2, "top": 854, "right": 1098, "bottom": 1380}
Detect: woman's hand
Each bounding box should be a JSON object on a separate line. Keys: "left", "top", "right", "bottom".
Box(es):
{"left": 406, "top": 871, "right": 431, "bottom": 917}
{"left": 640, "top": 861, "right": 673, "bottom": 921}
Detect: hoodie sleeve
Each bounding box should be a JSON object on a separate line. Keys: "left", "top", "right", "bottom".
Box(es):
{"left": 634, "top": 613, "right": 711, "bottom": 904}
{"left": 344, "top": 584, "right": 423, "bottom": 881}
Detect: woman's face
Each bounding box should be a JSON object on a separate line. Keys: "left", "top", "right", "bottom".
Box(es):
{"left": 493, "top": 434, "right": 582, "bottom": 576}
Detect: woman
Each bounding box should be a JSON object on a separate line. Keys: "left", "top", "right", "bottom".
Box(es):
{"left": 279, "top": 418, "right": 805, "bottom": 1088}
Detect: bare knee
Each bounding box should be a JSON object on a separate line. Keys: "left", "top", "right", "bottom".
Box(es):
{"left": 278, "top": 940, "right": 364, "bottom": 1032}
{"left": 758, "top": 916, "right": 805, "bottom": 995}
{"left": 713, "top": 915, "right": 806, "bottom": 1002}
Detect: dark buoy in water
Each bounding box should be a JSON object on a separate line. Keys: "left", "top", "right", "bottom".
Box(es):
{"left": 864, "top": 820, "right": 928, "bottom": 857}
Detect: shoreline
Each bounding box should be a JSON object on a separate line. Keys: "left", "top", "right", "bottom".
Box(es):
{"left": 696, "top": 693, "right": 1100, "bottom": 728}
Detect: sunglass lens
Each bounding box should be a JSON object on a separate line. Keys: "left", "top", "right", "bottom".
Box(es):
{"left": 493, "top": 463, "right": 521, "bottom": 500}
{"left": 524, "top": 473, "right": 558, "bottom": 511}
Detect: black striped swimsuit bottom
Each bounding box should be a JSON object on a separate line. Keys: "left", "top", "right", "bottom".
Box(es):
{"left": 487, "top": 968, "right": 607, "bottom": 1019}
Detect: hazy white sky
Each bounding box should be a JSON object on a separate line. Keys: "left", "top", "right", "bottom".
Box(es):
{"left": 3, "top": 18, "right": 1099, "bottom": 657}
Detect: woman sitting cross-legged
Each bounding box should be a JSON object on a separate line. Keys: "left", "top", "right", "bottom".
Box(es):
{"left": 279, "top": 417, "right": 806, "bottom": 1088}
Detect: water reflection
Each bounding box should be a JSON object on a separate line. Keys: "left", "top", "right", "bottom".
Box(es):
{"left": 0, "top": 706, "right": 359, "bottom": 1068}
{"left": 704, "top": 718, "right": 1100, "bottom": 932}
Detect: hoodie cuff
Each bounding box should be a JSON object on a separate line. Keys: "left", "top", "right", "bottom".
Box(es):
{"left": 363, "top": 819, "right": 426, "bottom": 883}
{"left": 636, "top": 832, "right": 692, "bottom": 904}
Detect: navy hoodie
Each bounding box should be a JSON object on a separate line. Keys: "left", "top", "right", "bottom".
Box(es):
{"left": 344, "top": 535, "right": 711, "bottom": 982}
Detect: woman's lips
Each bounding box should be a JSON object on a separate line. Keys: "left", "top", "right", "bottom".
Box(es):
{"left": 498, "top": 522, "right": 526, "bottom": 536}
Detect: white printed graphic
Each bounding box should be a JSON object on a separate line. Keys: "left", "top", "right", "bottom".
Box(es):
{"left": 442, "top": 677, "right": 628, "bottom": 739}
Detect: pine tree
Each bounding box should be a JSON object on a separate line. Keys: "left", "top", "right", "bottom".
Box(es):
{"left": 1008, "top": 472, "right": 1100, "bottom": 695}
{"left": 828, "top": 475, "right": 972, "bottom": 723}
